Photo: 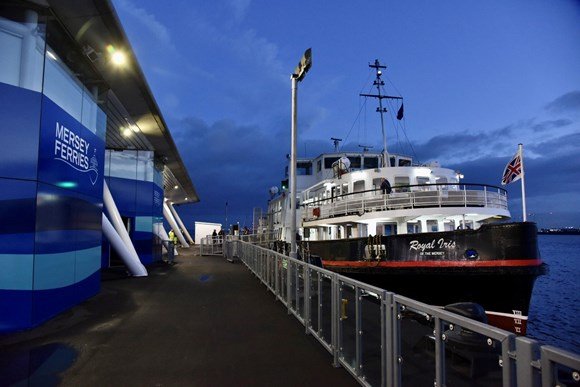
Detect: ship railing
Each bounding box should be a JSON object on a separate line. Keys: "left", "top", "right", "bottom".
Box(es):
{"left": 236, "top": 231, "right": 281, "bottom": 245}
{"left": 302, "top": 183, "right": 508, "bottom": 222}
{"left": 224, "top": 239, "right": 580, "bottom": 387}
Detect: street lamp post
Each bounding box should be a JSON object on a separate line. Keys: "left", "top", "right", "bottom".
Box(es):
{"left": 290, "top": 48, "right": 312, "bottom": 258}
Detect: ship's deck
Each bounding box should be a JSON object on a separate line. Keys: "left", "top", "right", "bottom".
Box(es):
{"left": 0, "top": 248, "right": 355, "bottom": 386}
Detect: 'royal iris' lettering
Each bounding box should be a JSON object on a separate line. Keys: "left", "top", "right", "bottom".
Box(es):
{"left": 409, "top": 238, "right": 456, "bottom": 252}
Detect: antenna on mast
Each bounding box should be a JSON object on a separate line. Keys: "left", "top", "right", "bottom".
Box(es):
{"left": 358, "top": 144, "right": 373, "bottom": 152}
{"left": 360, "top": 59, "right": 403, "bottom": 168}
{"left": 330, "top": 137, "right": 342, "bottom": 152}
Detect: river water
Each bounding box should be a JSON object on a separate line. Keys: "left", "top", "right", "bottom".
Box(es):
{"left": 526, "top": 235, "right": 580, "bottom": 353}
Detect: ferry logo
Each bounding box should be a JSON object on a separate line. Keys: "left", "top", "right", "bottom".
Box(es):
{"left": 154, "top": 190, "right": 162, "bottom": 207}
{"left": 53, "top": 122, "right": 99, "bottom": 185}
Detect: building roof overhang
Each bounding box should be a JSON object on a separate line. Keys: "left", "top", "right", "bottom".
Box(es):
{"left": 40, "top": 0, "right": 198, "bottom": 204}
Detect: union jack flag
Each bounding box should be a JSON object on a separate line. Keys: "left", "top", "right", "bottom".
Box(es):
{"left": 501, "top": 149, "right": 523, "bottom": 185}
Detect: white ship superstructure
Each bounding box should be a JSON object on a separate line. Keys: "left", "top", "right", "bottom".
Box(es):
{"left": 267, "top": 151, "right": 510, "bottom": 242}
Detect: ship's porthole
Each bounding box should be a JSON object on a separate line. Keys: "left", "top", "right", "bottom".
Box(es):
{"left": 465, "top": 249, "right": 479, "bottom": 260}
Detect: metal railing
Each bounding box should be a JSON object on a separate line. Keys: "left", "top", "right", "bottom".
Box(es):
{"left": 224, "top": 239, "right": 580, "bottom": 387}
{"left": 302, "top": 183, "right": 508, "bottom": 222}
{"left": 199, "top": 236, "right": 224, "bottom": 255}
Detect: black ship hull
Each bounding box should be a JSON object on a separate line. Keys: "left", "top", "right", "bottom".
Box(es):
{"left": 303, "top": 222, "right": 546, "bottom": 334}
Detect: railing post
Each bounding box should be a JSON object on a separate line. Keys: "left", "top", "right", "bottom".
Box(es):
{"left": 484, "top": 185, "right": 488, "bottom": 207}
{"left": 393, "top": 301, "right": 402, "bottom": 387}
{"left": 287, "top": 257, "right": 292, "bottom": 314}
{"left": 516, "top": 336, "right": 541, "bottom": 387}
{"left": 304, "top": 264, "right": 310, "bottom": 334}
{"left": 434, "top": 316, "right": 446, "bottom": 387}
{"left": 355, "top": 287, "right": 362, "bottom": 376}
{"left": 317, "top": 272, "right": 322, "bottom": 334}
{"left": 275, "top": 253, "right": 279, "bottom": 301}
{"left": 463, "top": 184, "right": 467, "bottom": 207}
{"left": 332, "top": 273, "right": 340, "bottom": 367}
{"left": 381, "top": 291, "right": 389, "bottom": 387}
{"left": 502, "top": 334, "right": 517, "bottom": 387}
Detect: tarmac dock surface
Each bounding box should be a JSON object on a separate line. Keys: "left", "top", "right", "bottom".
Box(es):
{"left": 0, "top": 248, "right": 356, "bottom": 386}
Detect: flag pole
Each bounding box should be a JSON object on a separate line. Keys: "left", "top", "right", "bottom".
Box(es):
{"left": 519, "top": 143, "right": 527, "bottom": 222}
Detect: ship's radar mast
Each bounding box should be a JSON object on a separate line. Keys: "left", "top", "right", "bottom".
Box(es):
{"left": 330, "top": 137, "right": 342, "bottom": 152}
{"left": 360, "top": 59, "right": 403, "bottom": 167}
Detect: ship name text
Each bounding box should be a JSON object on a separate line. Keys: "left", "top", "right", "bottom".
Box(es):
{"left": 409, "top": 238, "right": 456, "bottom": 253}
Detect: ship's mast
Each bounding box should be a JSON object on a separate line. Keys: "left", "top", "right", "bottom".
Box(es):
{"left": 360, "top": 59, "right": 403, "bottom": 168}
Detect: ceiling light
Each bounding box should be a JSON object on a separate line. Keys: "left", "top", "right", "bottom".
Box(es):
{"left": 122, "top": 127, "right": 132, "bottom": 137}
{"left": 111, "top": 51, "right": 126, "bottom": 65}
{"left": 174, "top": 185, "right": 179, "bottom": 189}
{"left": 107, "top": 45, "right": 126, "bottom": 66}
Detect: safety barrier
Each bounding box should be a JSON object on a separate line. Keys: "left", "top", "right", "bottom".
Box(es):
{"left": 224, "top": 239, "right": 580, "bottom": 387}
{"left": 302, "top": 183, "right": 508, "bottom": 222}
{"left": 199, "top": 236, "right": 223, "bottom": 255}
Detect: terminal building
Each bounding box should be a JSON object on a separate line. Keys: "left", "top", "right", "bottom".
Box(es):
{"left": 0, "top": 1, "right": 198, "bottom": 332}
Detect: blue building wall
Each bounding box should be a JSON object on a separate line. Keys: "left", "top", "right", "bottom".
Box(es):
{"left": 0, "top": 14, "right": 106, "bottom": 332}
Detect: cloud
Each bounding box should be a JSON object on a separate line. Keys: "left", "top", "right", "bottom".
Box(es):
{"left": 446, "top": 131, "right": 580, "bottom": 218}
{"left": 545, "top": 90, "right": 580, "bottom": 114}
{"left": 408, "top": 122, "right": 521, "bottom": 163}
{"left": 528, "top": 132, "right": 580, "bottom": 159}
{"left": 531, "top": 119, "right": 573, "bottom": 132}
{"left": 228, "top": 0, "right": 252, "bottom": 23}
{"left": 115, "top": 0, "right": 172, "bottom": 46}
{"left": 172, "top": 117, "right": 288, "bottom": 216}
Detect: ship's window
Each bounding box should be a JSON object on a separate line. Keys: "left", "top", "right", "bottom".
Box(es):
{"left": 372, "top": 178, "right": 382, "bottom": 190}
{"left": 436, "top": 177, "right": 448, "bottom": 190}
{"left": 407, "top": 222, "right": 420, "bottom": 234}
{"left": 297, "top": 161, "right": 312, "bottom": 175}
{"left": 417, "top": 177, "right": 430, "bottom": 190}
{"left": 398, "top": 158, "right": 411, "bottom": 166}
{"left": 394, "top": 176, "right": 410, "bottom": 192}
{"left": 353, "top": 180, "right": 365, "bottom": 193}
{"left": 324, "top": 157, "right": 340, "bottom": 168}
{"left": 390, "top": 156, "right": 396, "bottom": 167}
{"left": 427, "top": 220, "right": 438, "bottom": 232}
{"left": 349, "top": 157, "right": 361, "bottom": 169}
{"left": 317, "top": 160, "right": 322, "bottom": 172}
{"left": 364, "top": 157, "right": 379, "bottom": 169}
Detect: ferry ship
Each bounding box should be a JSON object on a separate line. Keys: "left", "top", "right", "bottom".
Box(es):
{"left": 265, "top": 60, "right": 546, "bottom": 335}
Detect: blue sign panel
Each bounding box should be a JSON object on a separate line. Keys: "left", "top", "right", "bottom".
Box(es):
{"left": 38, "top": 97, "right": 105, "bottom": 198}
{"left": 0, "top": 82, "right": 42, "bottom": 181}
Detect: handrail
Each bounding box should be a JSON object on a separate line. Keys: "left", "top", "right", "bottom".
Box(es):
{"left": 301, "top": 183, "right": 508, "bottom": 222}
{"left": 302, "top": 182, "right": 507, "bottom": 207}
{"left": 224, "top": 239, "right": 580, "bottom": 387}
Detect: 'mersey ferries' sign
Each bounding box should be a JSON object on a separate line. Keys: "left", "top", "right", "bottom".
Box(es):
{"left": 54, "top": 121, "right": 99, "bottom": 185}
{"left": 38, "top": 96, "right": 104, "bottom": 195}
{"left": 409, "top": 238, "right": 456, "bottom": 256}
